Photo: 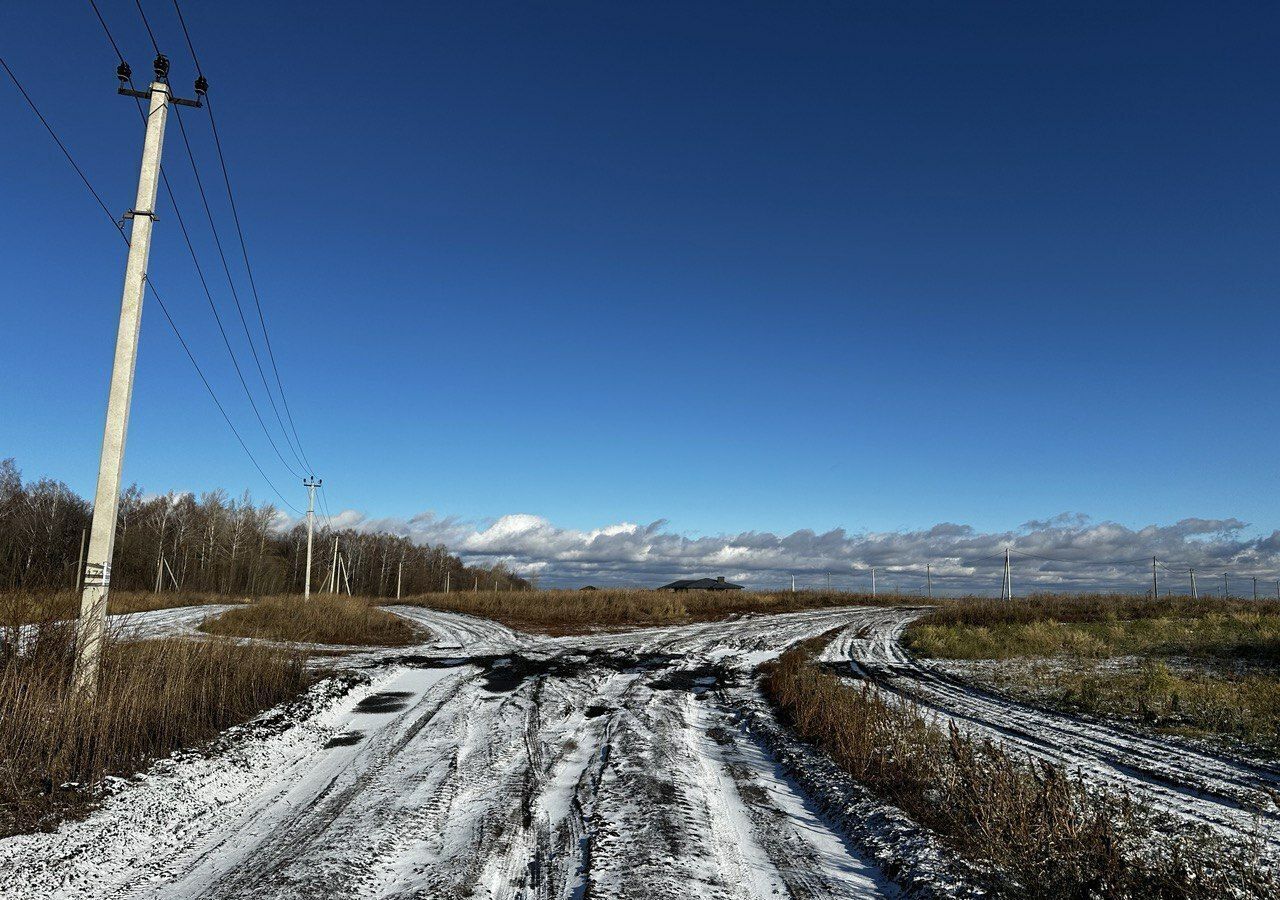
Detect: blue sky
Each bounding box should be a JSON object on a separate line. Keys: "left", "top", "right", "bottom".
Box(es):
{"left": 3, "top": 1, "right": 1280, "bottom": 577}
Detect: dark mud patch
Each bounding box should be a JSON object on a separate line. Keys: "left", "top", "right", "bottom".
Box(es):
{"left": 354, "top": 691, "right": 414, "bottom": 714}
{"left": 390, "top": 649, "right": 685, "bottom": 694}
{"left": 650, "top": 664, "right": 735, "bottom": 695}
{"left": 324, "top": 730, "right": 365, "bottom": 748}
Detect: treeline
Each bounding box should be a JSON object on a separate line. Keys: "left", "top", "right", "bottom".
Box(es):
{"left": 0, "top": 459, "right": 528, "bottom": 596}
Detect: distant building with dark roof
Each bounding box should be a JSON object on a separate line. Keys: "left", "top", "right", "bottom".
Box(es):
{"left": 654, "top": 576, "right": 744, "bottom": 592}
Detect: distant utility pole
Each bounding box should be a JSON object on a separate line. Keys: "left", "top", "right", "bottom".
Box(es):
{"left": 396, "top": 550, "right": 404, "bottom": 600}
{"left": 303, "top": 477, "right": 321, "bottom": 600}
{"left": 1151, "top": 556, "right": 1158, "bottom": 601}
{"left": 73, "top": 57, "right": 203, "bottom": 696}
{"left": 1001, "top": 549, "right": 1012, "bottom": 601}
{"left": 330, "top": 537, "right": 339, "bottom": 595}
{"left": 1189, "top": 567, "right": 1197, "bottom": 600}
{"left": 926, "top": 564, "right": 932, "bottom": 600}
{"left": 445, "top": 570, "right": 450, "bottom": 594}
{"left": 1223, "top": 572, "right": 1229, "bottom": 598}
{"left": 74, "top": 528, "right": 87, "bottom": 592}
{"left": 790, "top": 574, "right": 795, "bottom": 594}
{"left": 871, "top": 567, "right": 877, "bottom": 598}
{"left": 1253, "top": 576, "right": 1258, "bottom": 601}
{"left": 826, "top": 571, "right": 831, "bottom": 591}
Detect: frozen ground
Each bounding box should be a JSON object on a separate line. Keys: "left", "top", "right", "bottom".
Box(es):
{"left": 6, "top": 603, "right": 1277, "bottom": 899}
{"left": 3, "top": 606, "right": 901, "bottom": 900}
{"left": 821, "top": 607, "right": 1280, "bottom": 856}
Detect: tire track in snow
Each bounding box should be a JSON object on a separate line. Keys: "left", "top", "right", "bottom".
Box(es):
{"left": 6, "top": 606, "right": 905, "bottom": 900}
{"left": 824, "top": 608, "right": 1280, "bottom": 855}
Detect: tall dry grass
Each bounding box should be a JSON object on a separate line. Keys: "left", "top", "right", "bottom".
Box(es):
{"left": 905, "top": 595, "right": 1280, "bottom": 663}
{"left": 0, "top": 620, "right": 309, "bottom": 836}
{"left": 200, "top": 595, "right": 422, "bottom": 646}
{"left": 396, "top": 588, "right": 911, "bottom": 633}
{"left": 0, "top": 590, "right": 246, "bottom": 627}
{"left": 763, "top": 638, "right": 1275, "bottom": 898}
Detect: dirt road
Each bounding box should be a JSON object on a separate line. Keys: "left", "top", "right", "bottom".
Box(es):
{"left": 5, "top": 606, "right": 898, "bottom": 900}
{"left": 8, "top": 603, "right": 1278, "bottom": 899}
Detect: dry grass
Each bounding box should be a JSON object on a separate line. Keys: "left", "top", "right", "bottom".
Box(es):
{"left": 0, "top": 621, "right": 309, "bottom": 836}
{"left": 395, "top": 589, "right": 912, "bottom": 634}
{"left": 976, "top": 659, "right": 1280, "bottom": 757}
{"left": 0, "top": 591, "right": 247, "bottom": 627}
{"left": 763, "top": 638, "right": 1275, "bottom": 898}
{"left": 200, "top": 595, "right": 422, "bottom": 646}
{"left": 905, "top": 595, "right": 1280, "bottom": 663}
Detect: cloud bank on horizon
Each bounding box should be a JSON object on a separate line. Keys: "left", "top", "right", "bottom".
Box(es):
{"left": 299, "top": 508, "right": 1280, "bottom": 594}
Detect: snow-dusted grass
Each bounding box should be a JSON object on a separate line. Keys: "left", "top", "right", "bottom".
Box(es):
{"left": 0, "top": 620, "right": 309, "bottom": 837}
{"left": 395, "top": 588, "right": 915, "bottom": 633}
{"left": 763, "top": 636, "right": 1278, "bottom": 899}
{"left": 905, "top": 595, "right": 1280, "bottom": 662}
{"left": 200, "top": 595, "right": 422, "bottom": 646}
{"left": 0, "top": 590, "right": 246, "bottom": 627}
{"left": 904, "top": 595, "right": 1280, "bottom": 755}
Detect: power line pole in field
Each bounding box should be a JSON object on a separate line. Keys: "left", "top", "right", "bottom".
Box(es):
{"left": 1190, "top": 567, "right": 1197, "bottom": 600}
{"left": 871, "top": 567, "right": 877, "bottom": 598}
{"left": 1151, "top": 556, "right": 1158, "bottom": 601}
{"left": 1001, "top": 549, "right": 1012, "bottom": 601}
{"left": 926, "top": 564, "right": 932, "bottom": 599}
{"left": 73, "top": 58, "right": 203, "bottom": 696}
{"left": 303, "top": 477, "right": 321, "bottom": 599}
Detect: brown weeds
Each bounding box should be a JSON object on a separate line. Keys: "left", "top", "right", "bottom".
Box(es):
{"left": 762, "top": 638, "right": 1275, "bottom": 898}
{"left": 201, "top": 594, "right": 422, "bottom": 646}
{"left": 0, "top": 622, "right": 309, "bottom": 836}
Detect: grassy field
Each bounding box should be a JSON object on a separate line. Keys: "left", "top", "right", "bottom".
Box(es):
{"left": 904, "top": 594, "right": 1280, "bottom": 756}
{"left": 904, "top": 594, "right": 1280, "bottom": 661}
{"left": 0, "top": 621, "right": 309, "bottom": 837}
{"left": 200, "top": 595, "right": 423, "bottom": 646}
{"left": 763, "top": 635, "right": 1275, "bottom": 899}
{"left": 393, "top": 588, "right": 914, "bottom": 633}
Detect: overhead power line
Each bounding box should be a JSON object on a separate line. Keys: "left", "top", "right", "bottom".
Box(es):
{"left": 2, "top": 50, "right": 301, "bottom": 514}
{"left": 168, "top": 0, "right": 317, "bottom": 476}
{"left": 97, "top": 1, "right": 309, "bottom": 481}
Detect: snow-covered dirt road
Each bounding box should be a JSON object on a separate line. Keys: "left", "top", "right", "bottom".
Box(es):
{"left": 4, "top": 606, "right": 900, "bottom": 900}
{"left": 821, "top": 606, "right": 1280, "bottom": 856}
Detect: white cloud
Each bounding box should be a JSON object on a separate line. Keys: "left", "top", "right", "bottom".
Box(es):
{"left": 282, "top": 507, "right": 1280, "bottom": 594}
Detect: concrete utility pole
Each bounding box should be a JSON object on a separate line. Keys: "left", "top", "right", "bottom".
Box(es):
{"left": 330, "top": 537, "right": 339, "bottom": 594}
{"left": 826, "top": 571, "right": 831, "bottom": 591}
{"left": 73, "top": 58, "right": 202, "bottom": 696}
{"left": 1253, "top": 576, "right": 1258, "bottom": 601}
{"left": 1002, "top": 549, "right": 1012, "bottom": 601}
{"left": 790, "top": 574, "right": 795, "bottom": 593}
{"left": 396, "top": 550, "right": 404, "bottom": 600}
{"left": 74, "top": 528, "right": 87, "bottom": 592}
{"left": 871, "top": 567, "right": 877, "bottom": 598}
{"left": 445, "top": 570, "right": 450, "bottom": 594}
{"left": 1151, "top": 557, "right": 1158, "bottom": 601}
{"left": 1190, "top": 568, "right": 1197, "bottom": 600}
{"left": 303, "top": 477, "right": 321, "bottom": 599}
